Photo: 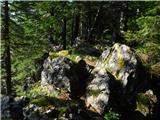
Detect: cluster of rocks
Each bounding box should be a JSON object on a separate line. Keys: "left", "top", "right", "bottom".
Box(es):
{"left": 2, "top": 43, "right": 159, "bottom": 120}
{"left": 22, "top": 98, "right": 102, "bottom": 120}
{"left": 40, "top": 43, "right": 142, "bottom": 115}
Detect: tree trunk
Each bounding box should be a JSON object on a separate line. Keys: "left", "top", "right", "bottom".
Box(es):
{"left": 4, "top": 1, "right": 12, "bottom": 95}
{"left": 62, "top": 16, "right": 66, "bottom": 50}
{"left": 123, "top": 2, "right": 128, "bottom": 32}
{"left": 88, "top": 4, "right": 103, "bottom": 43}
{"left": 71, "top": 13, "right": 74, "bottom": 46}
{"left": 87, "top": 1, "right": 92, "bottom": 42}
{"left": 71, "top": 12, "right": 80, "bottom": 46}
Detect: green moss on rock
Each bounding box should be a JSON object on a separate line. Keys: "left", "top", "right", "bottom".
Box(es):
{"left": 88, "top": 89, "right": 102, "bottom": 96}
{"left": 31, "top": 97, "right": 50, "bottom": 106}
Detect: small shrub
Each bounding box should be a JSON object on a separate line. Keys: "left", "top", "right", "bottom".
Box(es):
{"left": 15, "top": 82, "right": 58, "bottom": 98}
{"left": 104, "top": 110, "right": 120, "bottom": 120}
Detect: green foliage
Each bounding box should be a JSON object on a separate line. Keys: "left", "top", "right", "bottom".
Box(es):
{"left": 15, "top": 82, "right": 58, "bottom": 98}
{"left": 49, "top": 49, "right": 98, "bottom": 63}
{"left": 104, "top": 110, "right": 120, "bottom": 120}
{"left": 125, "top": 2, "right": 160, "bottom": 65}
{"left": 58, "top": 107, "right": 68, "bottom": 119}
{"left": 31, "top": 97, "right": 50, "bottom": 106}
{"left": 136, "top": 93, "right": 154, "bottom": 115}
{"left": 137, "top": 93, "right": 151, "bottom": 107}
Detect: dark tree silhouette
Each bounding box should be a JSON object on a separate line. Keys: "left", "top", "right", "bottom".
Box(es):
{"left": 62, "top": 16, "right": 66, "bottom": 50}
{"left": 4, "top": 1, "right": 12, "bottom": 95}
{"left": 71, "top": 12, "right": 80, "bottom": 46}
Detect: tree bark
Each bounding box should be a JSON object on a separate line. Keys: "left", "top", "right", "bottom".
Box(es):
{"left": 71, "top": 13, "right": 74, "bottom": 46}
{"left": 123, "top": 2, "right": 129, "bottom": 32}
{"left": 4, "top": 1, "right": 12, "bottom": 95}
{"left": 87, "top": 1, "right": 91, "bottom": 42}
{"left": 88, "top": 4, "right": 103, "bottom": 43}
{"left": 71, "top": 12, "right": 80, "bottom": 46}
{"left": 62, "top": 16, "right": 66, "bottom": 50}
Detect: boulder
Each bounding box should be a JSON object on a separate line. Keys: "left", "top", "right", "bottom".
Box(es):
{"left": 23, "top": 96, "right": 101, "bottom": 120}
{"left": 86, "top": 73, "right": 111, "bottom": 114}
{"left": 41, "top": 57, "right": 90, "bottom": 99}
{"left": 97, "top": 43, "right": 140, "bottom": 93}
{"left": 136, "top": 90, "right": 157, "bottom": 117}
{"left": 34, "top": 52, "right": 49, "bottom": 81}
{"left": 1, "top": 96, "right": 12, "bottom": 119}
{"left": 1, "top": 96, "right": 29, "bottom": 120}
{"left": 41, "top": 57, "right": 74, "bottom": 91}
{"left": 86, "top": 43, "right": 141, "bottom": 114}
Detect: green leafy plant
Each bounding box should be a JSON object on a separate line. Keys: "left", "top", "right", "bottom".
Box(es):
{"left": 104, "top": 110, "right": 120, "bottom": 120}
{"left": 15, "top": 82, "right": 58, "bottom": 98}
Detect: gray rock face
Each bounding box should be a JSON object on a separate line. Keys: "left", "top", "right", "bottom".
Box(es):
{"left": 97, "top": 43, "right": 139, "bottom": 92}
{"left": 41, "top": 56, "right": 90, "bottom": 99}
{"left": 1, "top": 96, "right": 11, "bottom": 119}
{"left": 86, "top": 43, "right": 140, "bottom": 114}
{"left": 23, "top": 104, "right": 50, "bottom": 120}
{"left": 1, "top": 96, "right": 29, "bottom": 120}
{"left": 86, "top": 73, "right": 110, "bottom": 114}
{"left": 41, "top": 57, "right": 74, "bottom": 91}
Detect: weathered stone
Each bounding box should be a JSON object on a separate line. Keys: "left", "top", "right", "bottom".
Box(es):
{"left": 41, "top": 57, "right": 90, "bottom": 99}
{"left": 23, "top": 97, "right": 101, "bottom": 120}
{"left": 151, "top": 62, "right": 160, "bottom": 76}
{"left": 41, "top": 57, "right": 74, "bottom": 91}
{"left": 50, "top": 45, "right": 63, "bottom": 52}
{"left": 86, "top": 43, "right": 141, "bottom": 114}
{"left": 97, "top": 43, "right": 140, "bottom": 93}
{"left": 136, "top": 90, "right": 157, "bottom": 117}
{"left": 34, "top": 52, "right": 49, "bottom": 81}
{"left": 1, "top": 96, "right": 29, "bottom": 120}
{"left": 86, "top": 73, "right": 111, "bottom": 114}
{"left": 1, "top": 96, "right": 11, "bottom": 119}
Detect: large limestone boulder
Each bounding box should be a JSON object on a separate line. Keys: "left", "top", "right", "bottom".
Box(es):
{"left": 86, "top": 53, "right": 114, "bottom": 114}
{"left": 41, "top": 56, "right": 90, "bottom": 99}
{"left": 86, "top": 43, "right": 141, "bottom": 115}
{"left": 96, "top": 43, "right": 140, "bottom": 92}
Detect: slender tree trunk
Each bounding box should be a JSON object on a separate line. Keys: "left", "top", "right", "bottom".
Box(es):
{"left": 71, "top": 12, "right": 80, "bottom": 46}
{"left": 4, "top": 1, "right": 12, "bottom": 95}
{"left": 87, "top": 1, "right": 91, "bottom": 42}
{"left": 74, "top": 13, "right": 80, "bottom": 42}
{"left": 123, "top": 2, "right": 128, "bottom": 32}
{"left": 71, "top": 13, "right": 74, "bottom": 46}
{"left": 111, "top": 2, "right": 124, "bottom": 43}
{"left": 88, "top": 4, "right": 103, "bottom": 43}
{"left": 62, "top": 16, "right": 66, "bottom": 50}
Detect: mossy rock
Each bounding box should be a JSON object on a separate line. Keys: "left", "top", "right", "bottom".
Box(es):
{"left": 49, "top": 50, "right": 70, "bottom": 59}
{"left": 49, "top": 52, "right": 59, "bottom": 58}
{"left": 151, "top": 62, "right": 160, "bottom": 76}
{"left": 31, "top": 97, "right": 50, "bottom": 106}
{"left": 137, "top": 93, "right": 151, "bottom": 106}
{"left": 88, "top": 89, "right": 102, "bottom": 97}
{"left": 136, "top": 92, "right": 156, "bottom": 116}
{"left": 57, "top": 50, "right": 69, "bottom": 56}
